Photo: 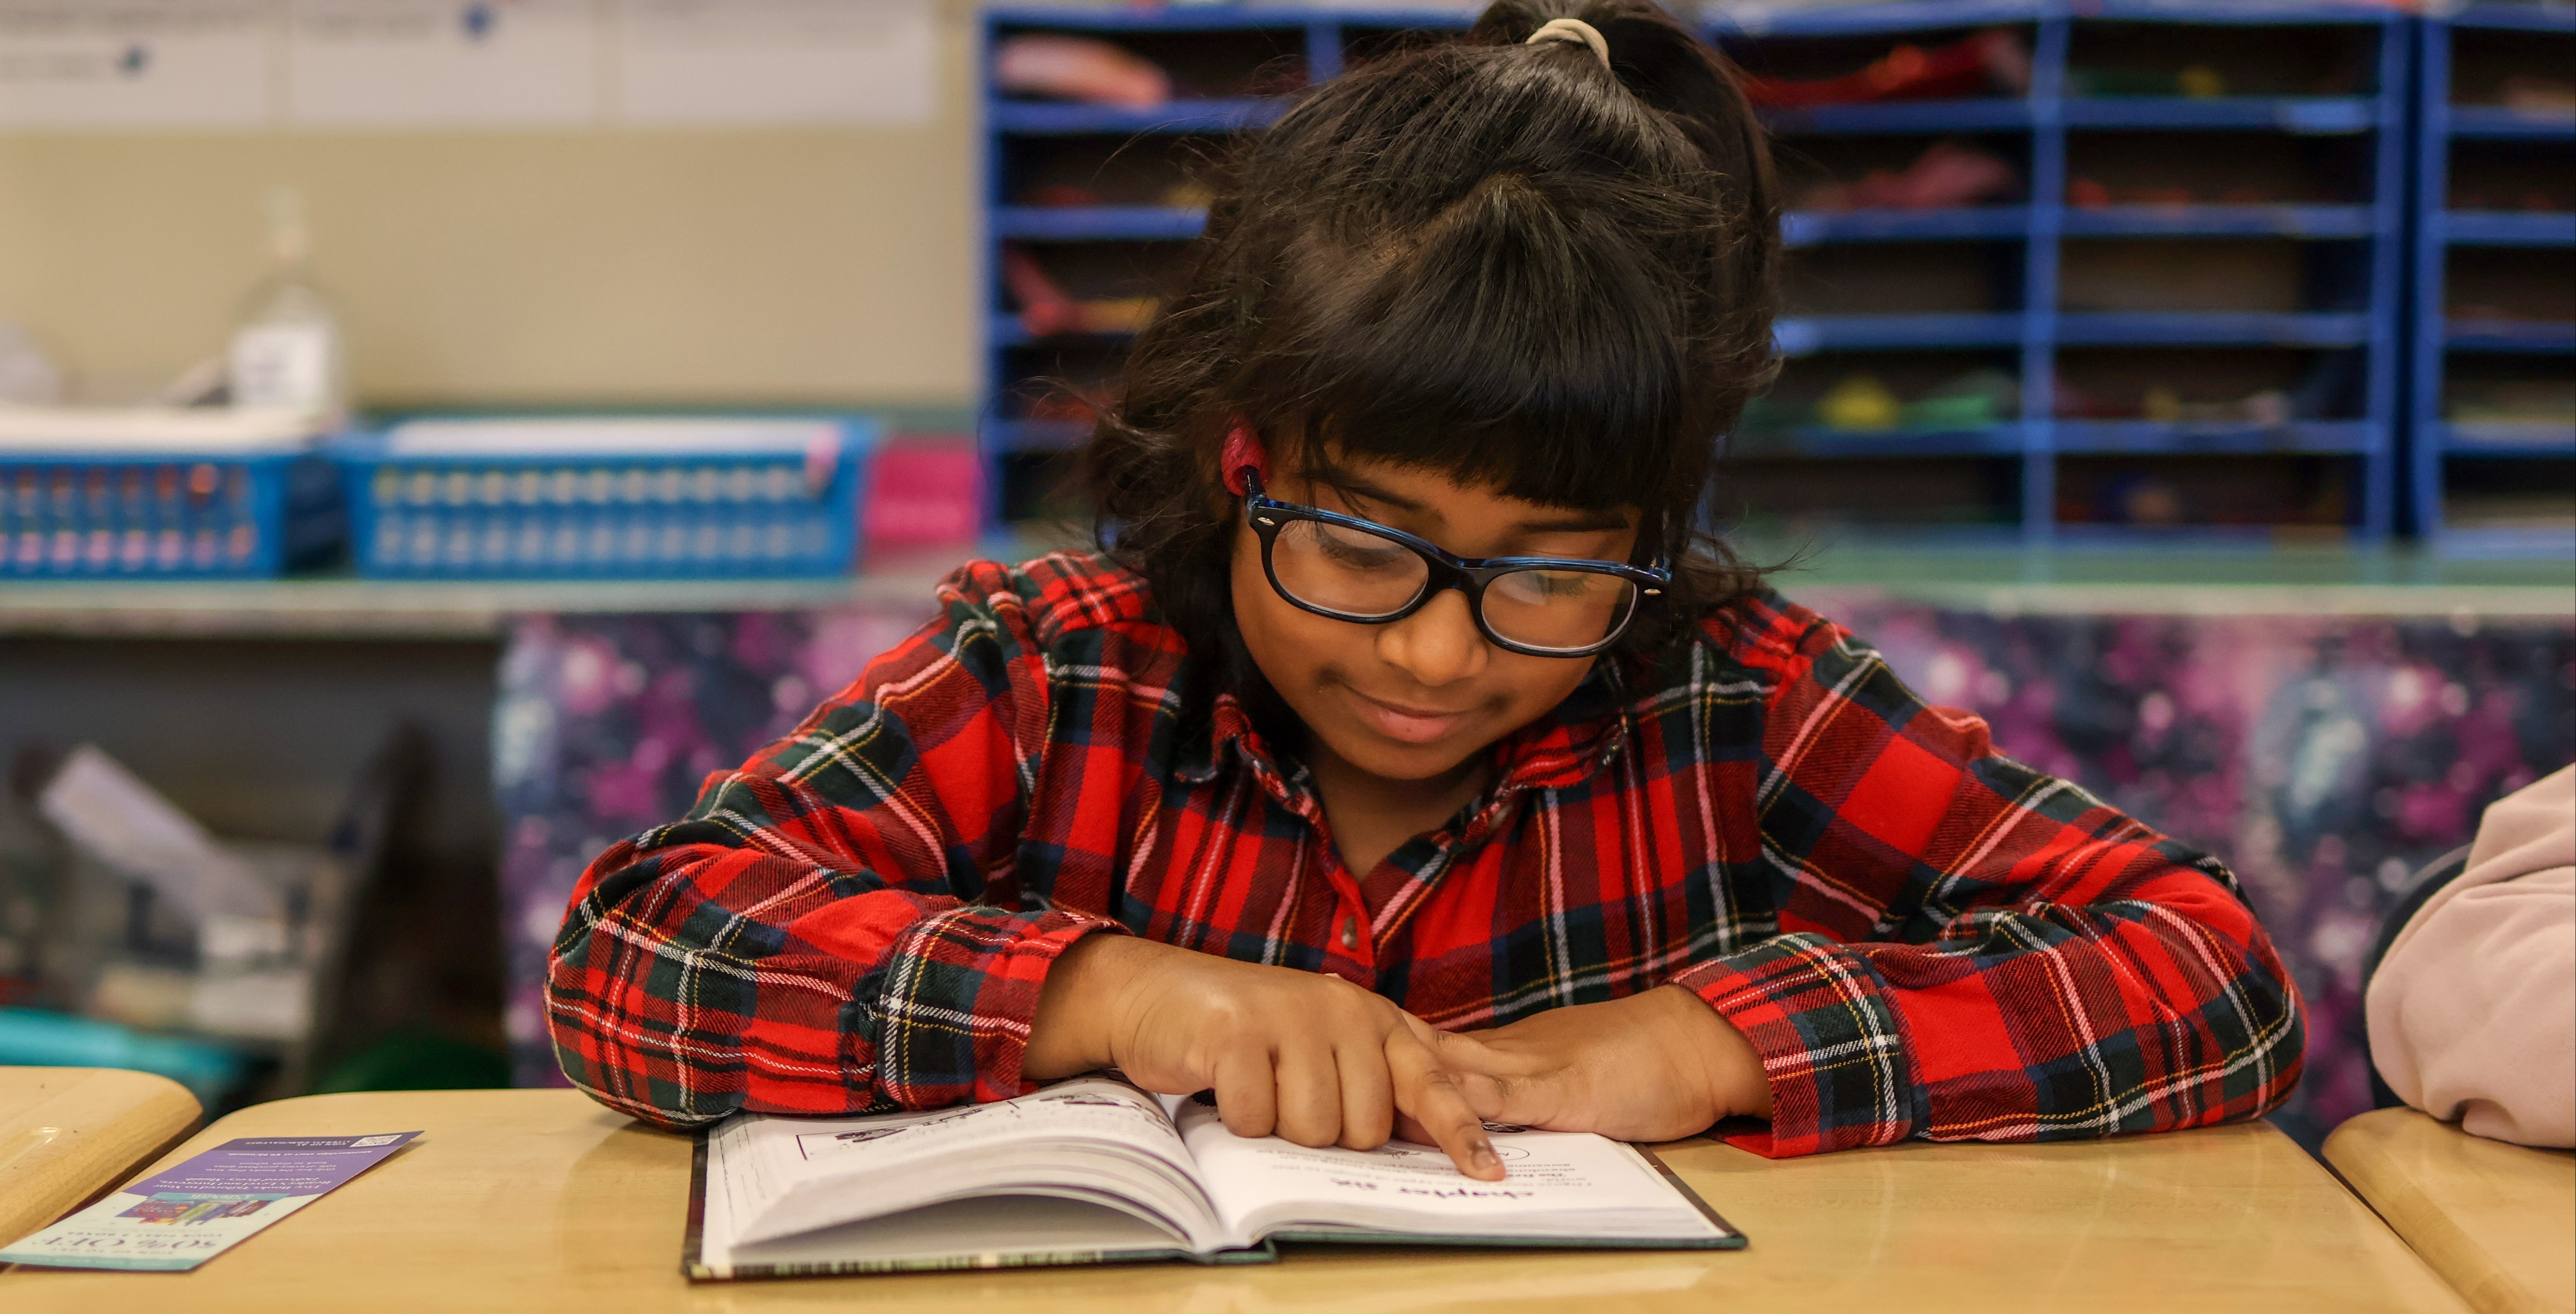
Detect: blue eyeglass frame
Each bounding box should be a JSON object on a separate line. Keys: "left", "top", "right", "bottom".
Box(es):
{"left": 1240, "top": 467, "right": 1670, "bottom": 658}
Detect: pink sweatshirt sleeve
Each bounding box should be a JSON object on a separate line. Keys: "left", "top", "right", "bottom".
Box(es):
{"left": 2365, "top": 766, "right": 2576, "bottom": 1149}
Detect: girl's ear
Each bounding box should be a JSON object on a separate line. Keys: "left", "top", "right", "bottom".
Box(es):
{"left": 1221, "top": 421, "right": 1271, "bottom": 496}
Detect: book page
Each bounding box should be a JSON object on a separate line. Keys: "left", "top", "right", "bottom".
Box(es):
{"left": 1172, "top": 1099, "right": 1728, "bottom": 1244}
{"left": 720, "top": 1195, "right": 1197, "bottom": 1275}
{"left": 711, "top": 1078, "right": 1228, "bottom": 1253}
{"left": 768, "top": 1079, "right": 1191, "bottom": 1179}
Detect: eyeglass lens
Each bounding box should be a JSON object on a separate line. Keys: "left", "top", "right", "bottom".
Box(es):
{"left": 1269, "top": 519, "right": 1637, "bottom": 652}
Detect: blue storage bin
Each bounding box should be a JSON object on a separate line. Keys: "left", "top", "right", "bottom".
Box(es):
{"left": 0, "top": 1007, "right": 251, "bottom": 1105}
{"left": 1, "top": 435, "right": 343, "bottom": 580}
{"left": 337, "top": 416, "right": 878, "bottom": 580}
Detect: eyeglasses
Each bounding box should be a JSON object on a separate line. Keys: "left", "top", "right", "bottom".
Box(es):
{"left": 1240, "top": 468, "right": 1669, "bottom": 658}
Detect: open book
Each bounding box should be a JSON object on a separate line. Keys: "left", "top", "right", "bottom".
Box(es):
{"left": 685, "top": 1075, "right": 1742, "bottom": 1278}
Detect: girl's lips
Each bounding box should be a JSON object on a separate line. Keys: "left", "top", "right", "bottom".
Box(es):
{"left": 1344, "top": 687, "right": 1475, "bottom": 745}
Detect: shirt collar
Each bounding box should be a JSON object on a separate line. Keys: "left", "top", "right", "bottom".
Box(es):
{"left": 1171, "top": 662, "right": 1631, "bottom": 804}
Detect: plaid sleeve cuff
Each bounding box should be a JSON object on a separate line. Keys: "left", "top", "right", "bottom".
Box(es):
{"left": 1670, "top": 933, "right": 1924, "bottom": 1158}
{"left": 874, "top": 905, "right": 1127, "bottom": 1107}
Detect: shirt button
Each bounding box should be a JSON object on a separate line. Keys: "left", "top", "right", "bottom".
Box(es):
{"left": 1339, "top": 918, "right": 1357, "bottom": 950}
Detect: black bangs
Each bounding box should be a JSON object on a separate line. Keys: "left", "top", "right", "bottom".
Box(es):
{"left": 1084, "top": 0, "right": 1781, "bottom": 666}
{"left": 1238, "top": 175, "right": 1696, "bottom": 513}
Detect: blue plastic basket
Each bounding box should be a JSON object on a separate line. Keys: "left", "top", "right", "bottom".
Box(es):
{"left": 337, "top": 416, "right": 879, "bottom": 580}
{"left": 2, "top": 443, "right": 343, "bottom": 579}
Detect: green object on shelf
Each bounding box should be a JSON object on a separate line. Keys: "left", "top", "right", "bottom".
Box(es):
{"left": 313, "top": 1029, "right": 510, "bottom": 1093}
{"left": 1901, "top": 394, "right": 2000, "bottom": 433}
{"left": 1901, "top": 368, "right": 2019, "bottom": 433}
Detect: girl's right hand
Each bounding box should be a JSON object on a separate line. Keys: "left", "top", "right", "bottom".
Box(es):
{"left": 1024, "top": 935, "right": 1504, "bottom": 1180}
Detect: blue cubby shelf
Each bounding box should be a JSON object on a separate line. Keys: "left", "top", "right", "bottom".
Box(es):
{"left": 2437, "top": 211, "right": 2576, "bottom": 247}
{"left": 1781, "top": 208, "right": 2031, "bottom": 245}
{"left": 2444, "top": 320, "right": 2576, "bottom": 353}
{"left": 2051, "top": 420, "right": 2381, "bottom": 456}
{"left": 2056, "top": 204, "right": 2376, "bottom": 239}
{"left": 989, "top": 98, "right": 1286, "bottom": 136}
{"left": 1717, "top": 0, "right": 2044, "bottom": 37}
{"left": 2075, "top": 0, "right": 2406, "bottom": 21}
{"left": 1773, "top": 313, "right": 2027, "bottom": 354}
{"left": 2410, "top": 2, "right": 2576, "bottom": 555}
{"left": 2447, "top": 107, "right": 2576, "bottom": 141}
{"left": 983, "top": 1, "right": 2417, "bottom": 546}
{"left": 1775, "top": 427, "right": 2031, "bottom": 458}
{"left": 2052, "top": 312, "right": 2375, "bottom": 348}
{"left": 993, "top": 205, "right": 1207, "bottom": 242}
{"left": 1763, "top": 100, "right": 2032, "bottom": 135}
{"left": 2441, "top": 424, "right": 2576, "bottom": 460}
{"left": 2060, "top": 96, "right": 2380, "bottom": 134}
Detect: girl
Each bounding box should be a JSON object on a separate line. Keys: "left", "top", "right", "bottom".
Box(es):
{"left": 548, "top": 0, "right": 2300, "bottom": 1180}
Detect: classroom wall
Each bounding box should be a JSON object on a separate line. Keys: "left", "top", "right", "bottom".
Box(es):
{"left": 0, "top": 9, "right": 978, "bottom": 412}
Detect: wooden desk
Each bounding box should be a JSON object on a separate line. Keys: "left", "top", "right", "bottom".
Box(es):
{"left": 2, "top": 1089, "right": 2469, "bottom": 1314}
{"left": 2326, "top": 1108, "right": 2576, "bottom": 1314}
{"left": 0, "top": 1067, "right": 201, "bottom": 1248}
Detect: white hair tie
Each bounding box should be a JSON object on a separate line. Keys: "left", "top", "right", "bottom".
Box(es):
{"left": 1525, "top": 18, "right": 1611, "bottom": 71}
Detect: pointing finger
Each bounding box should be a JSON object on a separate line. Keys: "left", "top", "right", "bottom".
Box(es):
{"left": 1386, "top": 1030, "right": 1503, "bottom": 1182}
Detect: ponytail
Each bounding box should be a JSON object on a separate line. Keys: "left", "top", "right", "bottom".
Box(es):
{"left": 1474, "top": 2, "right": 1778, "bottom": 301}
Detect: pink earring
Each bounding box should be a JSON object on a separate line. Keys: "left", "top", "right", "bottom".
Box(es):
{"left": 1220, "top": 422, "right": 1269, "bottom": 495}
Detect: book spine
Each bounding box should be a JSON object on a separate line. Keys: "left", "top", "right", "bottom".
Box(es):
{"left": 704, "top": 1246, "right": 1236, "bottom": 1282}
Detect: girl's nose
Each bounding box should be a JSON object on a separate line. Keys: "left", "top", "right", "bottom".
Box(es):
{"left": 1374, "top": 588, "right": 1488, "bottom": 687}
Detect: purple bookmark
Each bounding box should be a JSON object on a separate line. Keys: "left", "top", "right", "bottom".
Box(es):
{"left": 2, "top": 1132, "right": 422, "bottom": 1272}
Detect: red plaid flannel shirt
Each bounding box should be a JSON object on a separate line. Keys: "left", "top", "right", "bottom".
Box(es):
{"left": 548, "top": 553, "right": 2301, "bottom": 1156}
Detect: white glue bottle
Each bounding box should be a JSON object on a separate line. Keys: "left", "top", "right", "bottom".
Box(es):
{"left": 228, "top": 187, "right": 347, "bottom": 424}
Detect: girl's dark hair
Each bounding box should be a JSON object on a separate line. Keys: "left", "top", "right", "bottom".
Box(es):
{"left": 1083, "top": 0, "right": 1779, "bottom": 674}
